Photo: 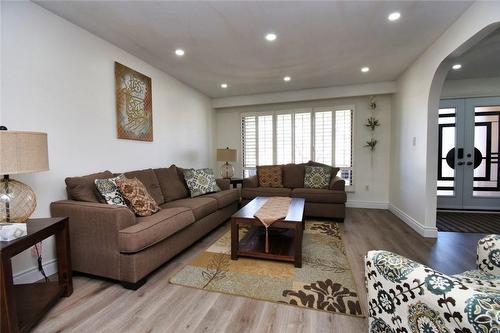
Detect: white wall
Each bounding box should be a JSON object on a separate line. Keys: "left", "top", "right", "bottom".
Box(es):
{"left": 441, "top": 77, "right": 500, "bottom": 99}
{"left": 390, "top": 2, "right": 500, "bottom": 238}
{"left": 1, "top": 2, "right": 215, "bottom": 280}
{"left": 215, "top": 95, "right": 392, "bottom": 209}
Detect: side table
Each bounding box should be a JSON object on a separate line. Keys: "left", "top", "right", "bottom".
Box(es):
{"left": 1, "top": 217, "right": 72, "bottom": 333}
{"left": 227, "top": 178, "right": 243, "bottom": 189}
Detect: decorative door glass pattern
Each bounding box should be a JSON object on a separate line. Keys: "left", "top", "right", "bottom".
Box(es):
{"left": 437, "top": 108, "right": 457, "bottom": 196}
{"left": 473, "top": 106, "right": 500, "bottom": 197}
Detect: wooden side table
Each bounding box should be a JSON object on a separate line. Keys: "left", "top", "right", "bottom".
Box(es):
{"left": 227, "top": 178, "right": 243, "bottom": 189}
{"left": 1, "top": 217, "right": 72, "bottom": 333}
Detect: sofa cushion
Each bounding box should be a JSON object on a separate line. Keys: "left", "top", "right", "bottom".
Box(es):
{"left": 160, "top": 197, "right": 218, "bottom": 220}
{"left": 95, "top": 174, "right": 127, "bottom": 206}
{"left": 124, "top": 168, "right": 164, "bottom": 205}
{"left": 182, "top": 168, "right": 221, "bottom": 197}
{"left": 241, "top": 187, "right": 291, "bottom": 199}
{"left": 116, "top": 178, "right": 160, "bottom": 217}
{"left": 304, "top": 166, "right": 331, "bottom": 189}
{"left": 282, "top": 164, "right": 305, "bottom": 188}
{"left": 118, "top": 207, "right": 195, "bottom": 253}
{"left": 65, "top": 170, "right": 114, "bottom": 203}
{"left": 257, "top": 165, "right": 283, "bottom": 188}
{"left": 203, "top": 189, "right": 239, "bottom": 209}
{"left": 291, "top": 188, "right": 347, "bottom": 204}
{"left": 154, "top": 165, "right": 190, "bottom": 203}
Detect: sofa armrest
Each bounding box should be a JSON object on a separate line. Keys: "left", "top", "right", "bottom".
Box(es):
{"left": 476, "top": 234, "right": 500, "bottom": 276}
{"left": 243, "top": 175, "right": 259, "bottom": 188}
{"left": 50, "top": 200, "right": 136, "bottom": 280}
{"left": 329, "top": 176, "right": 345, "bottom": 191}
{"left": 216, "top": 178, "right": 230, "bottom": 191}
{"left": 365, "top": 250, "right": 492, "bottom": 332}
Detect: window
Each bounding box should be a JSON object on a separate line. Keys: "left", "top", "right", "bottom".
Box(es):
{"left": 241, "top": 108, "right": 354, "bottom": 186}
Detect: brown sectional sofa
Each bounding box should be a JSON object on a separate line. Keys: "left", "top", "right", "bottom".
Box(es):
{"left": 50, "top": 165, "right": 239, "bottom": 289}
{"left": 241, "top": 162, "right": 347, "bottom": 220}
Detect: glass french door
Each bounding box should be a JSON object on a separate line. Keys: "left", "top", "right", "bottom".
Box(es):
{"left": 437, "top": 97, "right": 500, "bottom": 210}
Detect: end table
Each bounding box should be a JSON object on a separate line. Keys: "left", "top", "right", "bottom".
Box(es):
{"left": 1, "top": 217, "right": 72, "bottom": 333}
{"left": 227, "top": 178, "right": 243, "bottom": 189}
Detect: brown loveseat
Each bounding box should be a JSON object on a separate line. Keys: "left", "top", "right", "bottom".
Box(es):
{"left": 241, "top": 161, "right": 346, "bottom": 220}
{"left": 50, "top": 165, "right": 239, "bottom": 289}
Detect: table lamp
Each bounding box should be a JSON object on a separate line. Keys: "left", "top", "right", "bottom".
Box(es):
{"left": 0, "top": 127, "right": 49, "bottom": 224}
{"left": 216, "top": 147, "right": 237, "bottom": 179}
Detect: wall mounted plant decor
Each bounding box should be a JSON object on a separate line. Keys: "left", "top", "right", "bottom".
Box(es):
{"left": 365, "top": 138, "right": 378, "bottom": 151}
{"left": 366, "top": 117, "right": 380, "bottom": 131}
{"left": 365, "top": 95, "right": 380, "bottom": 154}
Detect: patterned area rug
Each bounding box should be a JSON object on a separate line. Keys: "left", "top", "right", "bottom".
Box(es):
{"left": 170, "top": 221, "right": 364, "bottom": 317}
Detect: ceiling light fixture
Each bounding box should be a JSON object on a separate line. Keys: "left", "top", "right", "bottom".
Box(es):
{"left": 175, "top": 49, "right": 185, "bottom": 56}
{"left": 388, "top": 12, "right": 401, "bottom": 21}
{"left": 361, "top": 67, "right": 370, "bottom": 73}
{"left": 452, "top": 64, "right": 462, "bottom": 70}
{"left": 283, "top": 76, "right": 291, "bottom": 82}
{"left": 220, "top": 83, "right": 228, "bottom": 88}
{"left": 265, "top": 33, "right": 277, "bottom": 42}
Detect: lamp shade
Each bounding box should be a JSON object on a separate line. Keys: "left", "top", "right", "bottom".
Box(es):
{"left": 0, "top": 131, "right": 49, "bottom": 175}
{"left": 216, "top": 148, "right": 237, "bottom": 162}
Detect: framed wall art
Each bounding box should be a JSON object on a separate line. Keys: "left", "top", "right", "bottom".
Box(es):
{"left": 115, "top": 62, "right": 153, "bottom": 141}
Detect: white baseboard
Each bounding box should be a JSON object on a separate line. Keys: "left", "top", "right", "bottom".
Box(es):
{"left": 389, "top": 204, "right": 438, "bottom": 238}
{"left": 346, "top": 200, "right": 389, "bottom": 209}
{"left": 13, "top": 259, "right": 58, "bottom": 284}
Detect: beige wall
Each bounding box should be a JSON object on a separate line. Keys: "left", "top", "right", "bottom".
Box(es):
{"left": 215, "top": 95, "right": 392, "bottom": 208}
{"left": 1, "top": 2, "right": 215, "bottom": 281}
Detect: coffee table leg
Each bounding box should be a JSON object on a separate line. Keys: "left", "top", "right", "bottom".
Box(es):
{"left": 231, "top": 220, "right": 239, "bottom": 260}
{"left": 294, "top": 223, "right": 303, "bottom": 268}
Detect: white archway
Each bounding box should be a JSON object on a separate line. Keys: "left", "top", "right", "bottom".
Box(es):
{"left": 389, "top": 3, "right": 500, "bottom": 237}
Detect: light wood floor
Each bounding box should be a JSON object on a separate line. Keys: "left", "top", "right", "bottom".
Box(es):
{"left": 31, "top": 208, "right": 484, "bottom": 333}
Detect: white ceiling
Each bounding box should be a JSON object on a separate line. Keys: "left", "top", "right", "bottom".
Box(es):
{"left": 446, "top": 26, "right": 500, "bottom": 80}
{"left": 36, "top": 1, "right": 473, "bottom": 98}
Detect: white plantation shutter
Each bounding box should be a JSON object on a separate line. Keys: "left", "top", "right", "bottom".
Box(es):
{"left": 257, "top": 115, "right": 273, "bottom": 165}
{"left": 314, "top": 110, "right": 333, "bottom": 165}
{"left": 276, "top": 114, "right": 292, "bottom": 164}
{"left": 335, "top": 109, "right": 353, "bottom": 186}
{"left": 241, "top": 108, "right": 353, "bottom": 186}
{"left": 241, "top": 115, "right": 257, "bottom": 177}
{"left": 294, "top": 112, "right": 311, "bottom": 163}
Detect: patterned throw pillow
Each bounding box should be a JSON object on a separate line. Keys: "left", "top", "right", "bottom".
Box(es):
{"left": 257, "top": 165, "right": 283, "bottom": 188}
{"left": 95, "top": 174, "right": 127, "bottom": 206}
{"left": 304, "top": 166, "right": 331, "bottom": 189}
{"left": 183, "top": 168, "right": 221, "bottom": 198}
{"left": 116, "top": 177, "right": 160, "bottom": 216}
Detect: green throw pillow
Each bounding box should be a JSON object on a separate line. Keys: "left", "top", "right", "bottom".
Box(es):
{"left": 183, "top": 168, "right": 221, "bottom": 197}
{"left": 304, "top": 166, "right": 331, "bottom": 189}
{"left": 95, "top": 174, "right": 127, "bottom": 206}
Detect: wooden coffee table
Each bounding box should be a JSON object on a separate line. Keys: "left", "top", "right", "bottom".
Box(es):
{"left": 230, "top": 197, "right": 305, "bottom": 268}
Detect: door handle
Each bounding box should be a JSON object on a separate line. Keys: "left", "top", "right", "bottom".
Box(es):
{"left": 466, "top": 161, "right": 473, "bottom": 166}
{"left": 457, "top": 162, "right": 464, "bottom": 166}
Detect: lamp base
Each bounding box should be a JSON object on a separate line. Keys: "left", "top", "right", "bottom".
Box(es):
{"left": 0, "top": 176, "right": 37, "bottom": 223}
{"left": 220, "top": 163, "right": 235, "bottom": 179}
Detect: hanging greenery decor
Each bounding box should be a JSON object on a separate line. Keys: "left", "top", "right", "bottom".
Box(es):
{"left": 365, "top": 96, "right": 380, "bottom": 153}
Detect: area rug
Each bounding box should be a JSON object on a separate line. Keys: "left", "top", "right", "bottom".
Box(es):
{"left": 437, "top": 211, "right": 500, "bottom": 233}
{"left": 170, "top": 221, "right": 363, "bottom": 317}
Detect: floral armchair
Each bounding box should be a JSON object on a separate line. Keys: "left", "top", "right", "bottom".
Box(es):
{"left": 365, "top": 234, "right": 499, "bottom": 333}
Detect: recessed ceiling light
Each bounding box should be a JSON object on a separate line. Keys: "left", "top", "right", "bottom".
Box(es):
{"left": 361, "top": 67, "right": 370, "bottom": 73}
{"left": 175, "top": 49, "right": 185, "bottom": 56}
{"left": 265, "top": 33, "right": 277, "bottom": 42}
{"left": 283, "top": 76, "right": 291, "bottom": 82}
{"left": 220, "top": 83, "right": 228, "bottom": 88}
{"left": 452, "top": 64, "right": 462, "bottom": 70}
{"left": 388, "top": 12, "right": 401, "bottom": 21}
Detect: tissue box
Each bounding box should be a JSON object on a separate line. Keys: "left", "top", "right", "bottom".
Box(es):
{"left": 0, "top": 223, "right": 28, "bottom": 241}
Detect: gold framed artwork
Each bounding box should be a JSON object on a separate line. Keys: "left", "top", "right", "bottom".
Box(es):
{"left": 115, "top": 62, "right": 153, "bottom": 141}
